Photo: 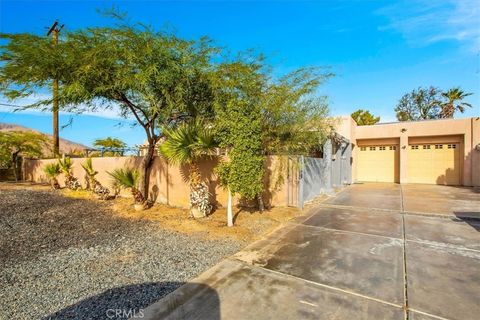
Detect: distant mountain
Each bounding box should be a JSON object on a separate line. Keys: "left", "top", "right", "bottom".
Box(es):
{"left": 0, "top": 122, "right": 89, "bottom": 156}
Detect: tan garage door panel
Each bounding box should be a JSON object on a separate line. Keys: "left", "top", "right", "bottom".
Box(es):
{"left": 357, "top": 145, "right": 399, "bottom": 183}
{"left": 407, "top": 144, "right": 460, "bottom": 185}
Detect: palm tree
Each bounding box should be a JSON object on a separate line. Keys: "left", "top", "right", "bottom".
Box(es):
{"left": 43, "top": 163, "right": 61, "bottom": 189}
{"left": 108, "top": 168, "right": 144, "bottom": 204}
{"left": 159, "top": 120, "right": 217, "bottom": 217}
{"left": 81, "top": 158, "right": 110, "bottom": 199}
{"left": 81, "top": 157, "right": 98, "bottom": 190}
{"left": 440, "top": 88, "right": 473, "bottom": 118}
{"left": 58, "top": 157, "right": 81, "bottom": 190}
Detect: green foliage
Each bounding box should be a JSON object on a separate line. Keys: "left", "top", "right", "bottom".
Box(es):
{"left": 108, "top": 168, "right": 139, "bottom": 189}
{"left": 395, "top": 87, "right": 473, "bottom": 121}
{"left": 57, "top": 157, "right": 81, "bottom": 190}
{"left": 440, "top": 88, "right": 473, "bottom": 118}
{"left": 107, "top": 167, "right": 143, "bottom": 203}
{"left": 81, "top": 158, "right": 97, "bottom": 177}
{"left": 351, "top": 109, "right": 380, "bottom": 126}
{"left": 159, "top": 120, "right": 217, "bottom": 165}
{"left": 58, "top": 157, "right": 74, "bottom": 175}
{"left": 0, "top": 131, "right": 46, "bottom": 168}
{"left": 0, "top": 11, "right": 217, "bottom": 198}
{"left": 213, "top": 60, "right": 265, "bottom": 200}
{"left": 43, "top": 162, "right": 61, "bottom": 189}
{"left": 160, "top": 120, "right": 217, "bottom": 216}
{"left": 395, "top": 87, "right": 441, "bottom": 121}
{"left": 0, "top": 11, "right": 334, "bottom": 201}
{"left": 93, "top": 137, "right": 127, "bottom": 149}
{"left": 43, "top": 163, "right": 61, "bottom": 178}
{"left": 0, "top": 33, "right": 62, "bottom": 104}
{"left": 261, "top": 67, "right": 333, "bottom": 155}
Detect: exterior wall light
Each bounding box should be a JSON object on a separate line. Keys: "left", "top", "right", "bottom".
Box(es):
{"left": 401, "top": 128, "right": 407, "bottom": 133}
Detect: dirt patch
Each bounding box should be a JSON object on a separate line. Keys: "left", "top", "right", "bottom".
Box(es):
{"left": 59, "top": 188, "right": 303, "bottom": 242}
{"left": 0, "top": 182, "right": 304, "bottom": 243}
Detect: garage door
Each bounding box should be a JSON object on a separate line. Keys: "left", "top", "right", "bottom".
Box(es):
{"left": 357, "top": 145, "right": 399, "bottom": 182}
{"left": 407, "top": 143, "right": 460, "bottom": 185}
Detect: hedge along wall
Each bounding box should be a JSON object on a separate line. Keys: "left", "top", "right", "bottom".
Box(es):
{"left": 23, "top": 156, "right": 290, "bottom": 209}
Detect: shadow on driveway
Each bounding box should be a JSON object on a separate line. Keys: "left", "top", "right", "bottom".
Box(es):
{"left": 44, "top": 282, "right": 220, "bottom": 320}
{"left": 454, "top": 213, "right": 480, "bottom": 231}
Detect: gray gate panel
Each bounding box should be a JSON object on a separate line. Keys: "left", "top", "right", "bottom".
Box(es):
{"left": 298, "top": 135, "right": 352, "bottom": 208}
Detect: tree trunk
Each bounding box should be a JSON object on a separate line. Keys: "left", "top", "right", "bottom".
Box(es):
{"left": 257, "top": 192, "right": 264, "bottom": 212}
{"left": 11, "top": 151, "right": 19, "bottom": 182}
{"left": 139, "top": 142, "right": 155, "bottom": 202}
{"left": 227, "top": 188, "right": 233, "bottom": 227}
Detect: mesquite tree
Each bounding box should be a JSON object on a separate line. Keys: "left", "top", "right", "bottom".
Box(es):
{"left": 0, "top": 17, "right": 215, "bottom": 201}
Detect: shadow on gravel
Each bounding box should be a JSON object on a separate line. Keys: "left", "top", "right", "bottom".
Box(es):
{"left": 44, "top": 282, "right": 220, "bottom": 320}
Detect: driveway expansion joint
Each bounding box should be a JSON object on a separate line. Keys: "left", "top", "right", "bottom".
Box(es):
{"left": 229, "top": 257, "right": 405, "bottom": 310}
{"left": 287, "top": 221, "right": 403, "bottom": 241}
{"left": 401, "top": 213, "right": 409, "bottom": 320}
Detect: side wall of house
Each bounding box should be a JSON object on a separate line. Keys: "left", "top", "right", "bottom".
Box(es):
{"left": 23, "top": 155, "right": 290, "bottom": 208}
{"left": 471, "top": 117, "right": 480, "bottom": 187}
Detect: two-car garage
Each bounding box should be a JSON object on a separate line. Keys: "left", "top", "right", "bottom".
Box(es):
{"left": 356, "top": 136, "right": 462, "bottom": 185}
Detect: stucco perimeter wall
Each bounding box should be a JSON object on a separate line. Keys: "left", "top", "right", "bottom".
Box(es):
{"left": 472, "top": 117, "right": 480, "bottom": 187}
{"left": 348, "top": 117, "right": 479, "bottom": 186}
{"left": 23, "top": 156, "right": 290, "bottom": 208}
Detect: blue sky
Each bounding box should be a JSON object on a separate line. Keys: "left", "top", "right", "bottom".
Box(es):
{"left": 1, "top": 0, "right": 479, "bottom": 147}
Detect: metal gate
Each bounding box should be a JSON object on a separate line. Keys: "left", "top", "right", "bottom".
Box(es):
{"left": 287, "top": 156, "right": 300, "bottom": 207}
{"left": 288, "top": 135, "right": 352, "bottom": 208}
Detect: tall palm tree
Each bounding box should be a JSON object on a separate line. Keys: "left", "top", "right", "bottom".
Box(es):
{"left": 440, "top": 88, "right": 473, "bottom": 118}
{"left": 160, "top": 120, "right": 217, "bottom": 217}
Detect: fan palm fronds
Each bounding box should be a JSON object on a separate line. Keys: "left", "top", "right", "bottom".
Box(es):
{"left": 159, "top": 120, "right": 217, "bottom": 217}
{"left": 58, "top": 157, "right": 74, "bottom": 175}
{"left": 107, "top": 168, "right": 144, "bottom": 203}
{"left": 160, "top": 120, "right": 217, "bottom": 165}
{"left": 441, "top": 88, "right": 473, "bottom": 118}
{"left": 43, "top": 163, "right": 61, "bottom": 189}
{"left": 107, "top": 168, "right": 139, "bottom": 189}
{"left": 81, "top": 158, "right": 98, "bottom": 177}
{"left": 44, "top": 163, "right": 61, "bottom": 178}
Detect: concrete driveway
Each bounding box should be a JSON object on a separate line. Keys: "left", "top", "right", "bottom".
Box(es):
{"left": 142, "top": 184, "right": 480, "bottom": 320}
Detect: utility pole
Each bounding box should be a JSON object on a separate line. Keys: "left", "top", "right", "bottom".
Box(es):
{"left": 47, "top": 21, "right": 64, "bottom": 156}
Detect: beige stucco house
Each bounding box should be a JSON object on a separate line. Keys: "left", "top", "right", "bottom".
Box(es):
{"left": 336, "top": 116, "right": 480, "bottom": 187}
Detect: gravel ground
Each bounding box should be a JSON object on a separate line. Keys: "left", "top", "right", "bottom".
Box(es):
{"left": 0, "top": 187, "right": 245, "bottom": 319}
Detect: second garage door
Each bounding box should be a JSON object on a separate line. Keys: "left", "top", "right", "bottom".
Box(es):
{"left": 357, "top": 145, "right": 399, "bottom": 183}
{"left": 407, "top": 143, "right": 461, "bottom": 185}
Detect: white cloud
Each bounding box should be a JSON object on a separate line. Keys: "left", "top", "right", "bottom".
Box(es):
{"left": 376, "top": 0, "right": 480, "bottom": 52}
{"left": 0, "top": 94, "right": 129, "bottom": 120}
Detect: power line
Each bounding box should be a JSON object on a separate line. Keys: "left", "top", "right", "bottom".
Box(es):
{"left": 0, "top": 102, "right": 27, "bottom": 108}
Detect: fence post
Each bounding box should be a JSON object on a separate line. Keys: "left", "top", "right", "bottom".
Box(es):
{"left": 299, "top": 155, "right": 304, "bottom": 209}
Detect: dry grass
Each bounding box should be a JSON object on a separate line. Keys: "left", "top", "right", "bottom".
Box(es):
{"left": 0, "top": 182, "right": 325, "bottom": 243}
{"left": 0, "top": 181, "right": 51, "bottom": 191}
{"left": 55, "top": 188, "right": 304, "bottom": 242}
{"left": 110, "top": 198, "right": 303, "bottom": 242}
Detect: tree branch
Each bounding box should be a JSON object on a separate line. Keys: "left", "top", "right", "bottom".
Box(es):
{"left": 117, "top": 93, "right": 152, "bottom": 141}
